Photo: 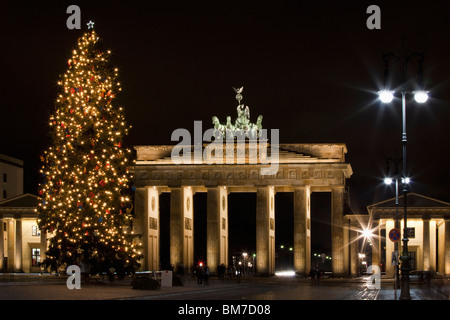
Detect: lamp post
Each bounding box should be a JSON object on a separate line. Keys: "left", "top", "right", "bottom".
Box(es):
{"left": 242, "top": 252, "right": 248, "bottom": 275}
{"left": 378, "top": 43, "right": 428, "bottom": 300}
{"left": 384, "top": 155, "right": 402, "bottom": 288}
{"left": 384, "top": 174, "right": 411, "bottom": 294}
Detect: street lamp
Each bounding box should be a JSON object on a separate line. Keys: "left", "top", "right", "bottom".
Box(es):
{"left": 384, "top": 174, "right": 411, "bottom": 290}
{"left": 381, "top": 90, "right": 429, "bottom": 104}
{"left": 361, "top": 227, "right": 374, "bottom": 241}
{"left": 378, "top": 90, "right": 395, "bottom": 103}
{"left": 402, "top": 177, "right": 411, "bottom": 184}
{"left": 377, "top": 42, "right": 428, "bottom": 300}
{"left": 242, "top": 252, "right": 248, "bottom": 275}
{"left": 413, "top": 90, "right": 429, "bottom": 104}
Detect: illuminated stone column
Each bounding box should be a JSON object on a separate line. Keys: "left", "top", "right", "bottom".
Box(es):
{"left": 183, "top": 187, "right": 194, "bottom": 274}
{"left": 170, "top": 187, "right": 194, "bottom": 273}
{"left": 256, "top": 186, "right": 275, "bottom": 276}
{"left": 344, "top": 218, "right": 350, "bottom": 276}
{"left": 40, "top": 228, "right": 47, "bottom": 270}
{"left": 331, "top": 187, "right": 348, "bottom": 275}
{"left": 430, "top": 220, "right": 437, "bottom": 271}
{"left": 445, "top": 219, "right": 450, "bottom": 276}
{"left": 15, "top": 217, "right": 23, "bottom": 272}
{"left": 438, "top": 221, "right": 445, "bottom": 274}
{"left": 135, "top": 186, "right": 163, "bottom": 272}
{"left": 349, "top": 226, "right": 358, "bottom": 276}
{"left": 371, "top": 219, "right": 380, "bottom": 268}
{"left": 207, "top": 186, "right": 228, "bottom": 274}
{"left": 147, "top": 187, "right": 160, "bottom": 272}
{"left": 422, "top": 216, "right": 430, "bottom": 271}
{"left": 293, "top": 186, "right": 311, "bottom": 275}
{"left": 134, "top": 187, "right": 148, "bottom": 270}
{"left": 7, "top": 220, "right": 14, "bottom": 272}
{"left": 0, "top": 218, "right": 4, "bottom": 270}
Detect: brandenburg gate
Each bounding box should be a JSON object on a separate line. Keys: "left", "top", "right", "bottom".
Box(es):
{"left": 133, "top": 89, "right": 353, "bottom": 276}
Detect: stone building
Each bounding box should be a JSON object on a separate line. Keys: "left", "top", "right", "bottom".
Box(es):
{"left": 0, "top": 193, "right": 43, "bottom": 272}
{"left": 0, "top": 154, "right": 41, "bottom": 273}
{"left": 0, "top": 154, "right": 24, "bottom": 201}
{"left": 367, "top": 193, "right": 450, "bottom": 276}
{"left": 132, "top": 90, "right": 357, "bottom": 276}
{"left": 133, "top": 140, "right": 354, "bottom": 276}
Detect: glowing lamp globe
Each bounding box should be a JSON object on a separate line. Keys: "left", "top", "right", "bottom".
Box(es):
{"left": 402, "top": 177, "right": 411, "bottom": 184}
{"left": 414, "top": 90, "right": 429, "bottom": 104}
{"left": 379, "top": 90, "right": 394, "bottom": 103}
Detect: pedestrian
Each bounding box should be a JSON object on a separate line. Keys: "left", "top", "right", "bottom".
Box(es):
{"left": 309, "top": 268, "right": 316, "bottom": 285}
{"left": 315, "top": 265, "right": 321, "bottom": 285}
{"left": 196, "top": 264, "right": 204, "bottom": 285}
{"left": 204, "top": 265, "right": 209, "bottom": 285}
{"left": 236, "top": 266, "right": 243, "bottom": 283}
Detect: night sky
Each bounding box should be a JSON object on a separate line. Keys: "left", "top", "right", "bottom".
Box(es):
{"left": 2, "top": 1, "right": 450, "bottom": 258}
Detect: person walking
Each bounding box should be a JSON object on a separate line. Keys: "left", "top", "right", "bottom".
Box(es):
{"left": 309, "top": 268, "right": 316, "bottom": 285}
{"left": 314, "top": 265, "right": 321, "bottom": 285}
{"left": 204, "top": 265, "right": 210, "bottom": 285}
{"left": 196, "top": 264, "right": 204, "bottom": 285}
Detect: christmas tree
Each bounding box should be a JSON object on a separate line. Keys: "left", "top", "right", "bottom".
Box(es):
{"left": 37, "top": 22, "right": 142, "bottom": 278}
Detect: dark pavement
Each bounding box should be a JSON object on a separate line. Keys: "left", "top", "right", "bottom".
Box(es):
{"left": 0, "top": 273, "right": 448, "bottom": 301}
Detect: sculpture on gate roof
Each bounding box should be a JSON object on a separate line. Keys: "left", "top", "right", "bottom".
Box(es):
{"left": 212, "top": 86, "right": 263, "bottom": 139}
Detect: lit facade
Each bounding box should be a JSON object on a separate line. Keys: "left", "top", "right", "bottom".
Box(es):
{"left": 0, "top": 194, "right": 44, "bottom": 272}
{"left": 367, "top": 193, "right": 450, "bottom": 276}
{"left": 133, "top": 142, "right": 353, "bottom": 276}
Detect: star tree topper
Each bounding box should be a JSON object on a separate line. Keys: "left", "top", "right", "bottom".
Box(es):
{"left": 87, "top": 20, "right": 95, "bottom": 29}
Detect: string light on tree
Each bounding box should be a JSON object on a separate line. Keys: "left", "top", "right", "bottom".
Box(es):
{"left": 36, "top": 23, "right": 142, "bottom": 277}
